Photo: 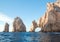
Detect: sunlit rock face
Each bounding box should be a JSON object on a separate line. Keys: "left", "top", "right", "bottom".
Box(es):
{"left": 37, "top": 2, "right": 60, "bottom": 32}
{"left": 29, "top": 20, "right": 38, "bottom": 32}
{"left": 13, "top": 17, "right": 26, "bottom": 32}
{"left": 4, "top": 23, "right": 9, "bottom": 32}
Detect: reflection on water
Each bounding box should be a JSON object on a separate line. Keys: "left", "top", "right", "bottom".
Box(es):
{"left": 0, "top": 32, "right": 60, "bottom": 42}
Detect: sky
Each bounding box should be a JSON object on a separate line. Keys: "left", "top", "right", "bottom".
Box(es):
{"left": 0, "top": 0, "right": 56, "bottom": 32}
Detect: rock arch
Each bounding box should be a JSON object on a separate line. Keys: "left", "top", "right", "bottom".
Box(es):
{"left": 35, "top": 27, "right": 41, "bottom": 32}
{"left": 29, "top": 20, "right": 41, "bottom": 32}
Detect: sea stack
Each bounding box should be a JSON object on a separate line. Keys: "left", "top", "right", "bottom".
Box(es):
{"left": 29, "top": 20, "right": 38, "bottom": 32}
{"left": 37, "top": 1, "right": 60, "bottom": 32}
{"left": 4, "top": 23, "right": 9, "bottom": 32}
{"left": 13, "top": 17, "right": 26, "bottom": 32}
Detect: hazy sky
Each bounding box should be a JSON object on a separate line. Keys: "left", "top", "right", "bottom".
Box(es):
{"left": 0, "top": 0, "right": 56, "bottom": 32}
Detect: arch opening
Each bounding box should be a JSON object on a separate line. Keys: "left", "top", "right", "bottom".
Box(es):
{"left": 35, "top": 27, "right": 41, "bottom": 32}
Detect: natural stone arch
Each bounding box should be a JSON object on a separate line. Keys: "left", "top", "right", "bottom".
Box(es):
{"left": 29, "top": 20, "right": 41, "bottom": 32}
{"left": 35, "top": 27, "right": 41, "bottom": 32}
{"left": 29, "top": 0, "right": 60, "bottom": 32}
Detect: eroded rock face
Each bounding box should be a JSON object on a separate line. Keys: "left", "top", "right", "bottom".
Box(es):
{"left": 13, "top": 17, "right": 26, "bottom": 32}
{"left": 4, "top": 23, "right": 9, "bottom": 32}
{"left": 29, "top": 20, "right": 38, "bottom": 32}
{"left": 38, "top": 2, "right": 60, "bottom": 32}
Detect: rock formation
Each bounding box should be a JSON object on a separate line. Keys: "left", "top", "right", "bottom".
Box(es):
{"left": 37, "top": 1, "right": 60, "bottom": 32}
{"left": 4, "top": 23, "right": 9, "bottom": 32}
{"left": 57, "top": 0, "right": 60, "bottom": 2}
{"left": 13, "top": 17, "right": 26, "bottom": 32}
{"left": 29, "top": 20, "right": 38, "bottom": 32}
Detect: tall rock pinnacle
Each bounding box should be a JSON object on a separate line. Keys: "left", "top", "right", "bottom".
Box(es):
{"left": 29, "top": 20, "right": 38, "bottom": 32}
{"left": 13, "top": 17, "right": 26, "bottom": 32}
{"left": 4, "top": 23, "right": 9, "bottom": 32}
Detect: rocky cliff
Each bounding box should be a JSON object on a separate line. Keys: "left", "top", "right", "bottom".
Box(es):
{"left": 37, "top": 1, "right": 60, "bottom": 32}
{"left": 13, "top": 17, "right": 26, "bottom": 32}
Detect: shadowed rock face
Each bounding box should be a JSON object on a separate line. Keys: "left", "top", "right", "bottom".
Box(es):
{"left": 13, "top": 17, "right": 26, "bottom": 32}
{"left": 29, "top": 20, "right": 38, "bottom": 32}
{"left": 37, "top": 2, "right": 60, "bottom": 32}
{"left": 4, "top": 23, "right": 9, "bottom": 32}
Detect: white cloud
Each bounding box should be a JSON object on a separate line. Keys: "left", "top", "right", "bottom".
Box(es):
{"left": 0, "top": 12, "right": 13, "bottom": 32}
{"left": 0, "top": 25, "right": 4, "bottom": 32}
{"left": 0, "top": 13, "right": 13, "bottom": 23}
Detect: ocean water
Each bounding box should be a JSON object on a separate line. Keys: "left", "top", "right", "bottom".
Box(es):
{"left": 0, "top": 32, "right": 60, "bottom": 42}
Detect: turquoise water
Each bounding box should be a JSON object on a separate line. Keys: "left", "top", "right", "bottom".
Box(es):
{"left": 0, "top": 32, "right": 60, "bottom": 42}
